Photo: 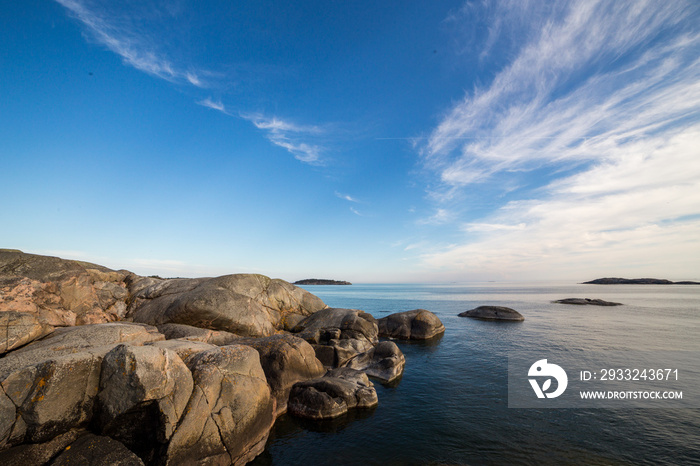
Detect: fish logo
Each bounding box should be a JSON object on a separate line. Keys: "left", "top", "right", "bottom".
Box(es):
{"left": 528, "top": 359, "right": 568, "bottom": 399}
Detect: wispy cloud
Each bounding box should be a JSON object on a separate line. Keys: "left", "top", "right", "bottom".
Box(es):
{"left": 418, "top": 208, "right": 453, "bottom": 225}
{"left": 335, "top": 192, "right": 359, "bottom": 203}
{"left": 242, "top": 113, "right": 325, "bottom": 164}
{"left": 197, "top": 98, "right": 227, "bottom": 114}
{"left": 54, "top": 0, "right": 209, "bottom": 88}
{"left": 419, "top": 0, "right": 700, "bottom": 279}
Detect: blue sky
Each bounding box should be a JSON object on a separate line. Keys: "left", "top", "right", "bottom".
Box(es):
{"left": 2, "top": 0, "right": 699, "bottom": 283}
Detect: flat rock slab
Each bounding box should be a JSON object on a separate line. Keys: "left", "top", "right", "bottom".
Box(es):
{"left": 50, "top": 433, "right": 144, "bottom": 466}
{"left": 554, "top": 298, "right": 622, "bottom": 306}
{"left": 458, "top": 306, "right": 524, "bottom": 321}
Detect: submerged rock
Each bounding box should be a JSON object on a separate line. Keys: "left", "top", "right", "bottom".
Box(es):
{"left": 554, "top": 298, "right": 622, "bottom": 306}
{"left": 377, "top": 309, "right": 445, "bottom": 340}
{"left": 459, "top": 306, "right": 524, "bottom": 321}
{"left": 287, "top": 368, "right": 378, "bottom": 420}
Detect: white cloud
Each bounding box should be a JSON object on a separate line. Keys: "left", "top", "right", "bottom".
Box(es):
{"left": 54, "top": 0, "right": 208, "bottom": 87}
{"left": 197, "top": 98, "right": 227, "bottom": 113}
{"left": 241, "top": 113, "right": 325, "bottom": 164}
{"left": 418, "top": 0, "right": 700, "bottom": 279}
{"left": 335, "top": 192, "right": 359, "bottom": 203}
{"left": 350, "top": 207, "right": 362, "bottom": 216}
{"left": 418, "top": 208, "right": 452, "bottom": 225}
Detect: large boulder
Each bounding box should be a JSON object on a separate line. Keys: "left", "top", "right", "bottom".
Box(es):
{"left": 0, "top": 323, "right": 164, "bottom": 449}
{"left": 287, "top": 368, "right": 378, "bottom": 420}
{"left": 0, "top": 250, "right": 131, "bottom": 326}
{"left": 343, "top": 341, "right": 405, "bottom": 383}
{"left": 236, "top": 334, "right": 325, "bottom": 416}
{"left": 377, "top": 309, "right": 445, "bottom": 340}
{"left": 129, "top": 274, "right": 327, "bottom": 338}
{"left": 96, "top": 344, "right": 193, "bottom": 463}
{"left": 0, "top": 311, "right": 54, "bottom": 355}
{"left": 293, "top": 308, "right": 378, "bottom": 346}
{"left": 165, "top": 345, "right": 275, "bottom": 466}
{"left": 458, "top": 306, "right": 525, "bottom": 321}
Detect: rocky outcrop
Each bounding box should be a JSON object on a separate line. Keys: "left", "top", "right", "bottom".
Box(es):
{"left": 377, "top": 309, "right": 445, "bottom": 340}
{"left": 235, "top": 334, "right": 325, "bottom": 416}
{"left": 0, "top": 250, "right": 434, "bottom": 464}
{"left": 458, "top": 306, "right": 524, "bottom": 321}
{"left": 0, "top": 250, "right": 131, "bottom": 326}
{"left": 287, "top": 368, "right": 378, "bottom": 420}
{"left": 129, "top": 274, "right": 328, "bottom": 337}
{"left": 554, "top": 298, "right": 622, "bottom": 306}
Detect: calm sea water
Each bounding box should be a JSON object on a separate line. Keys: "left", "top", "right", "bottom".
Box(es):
{"left": 251, "top": 283, "right": 700, "bottom": 465}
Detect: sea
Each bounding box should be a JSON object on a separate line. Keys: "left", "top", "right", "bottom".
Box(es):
{"left": 250, "top": 282, "right": 700, "bottom": 465}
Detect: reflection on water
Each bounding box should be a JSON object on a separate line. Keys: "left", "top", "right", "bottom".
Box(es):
{"left": 252, "top": 283, "right": 700, "bottom": 466}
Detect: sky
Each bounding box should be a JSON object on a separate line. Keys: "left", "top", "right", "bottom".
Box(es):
{"left": 1, "top": 0, "right": 699, "bottom": 283}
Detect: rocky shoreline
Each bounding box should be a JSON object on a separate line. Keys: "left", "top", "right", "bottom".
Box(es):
{"left": 0, "top": 250, "right": 444, "bottom": 465}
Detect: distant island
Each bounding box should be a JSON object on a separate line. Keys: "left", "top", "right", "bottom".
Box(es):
{"left": 293, "top": 279, "right": 352, "bottom": 285}
{"left": 583, "top": 277, "right": 700, "bottom": 285}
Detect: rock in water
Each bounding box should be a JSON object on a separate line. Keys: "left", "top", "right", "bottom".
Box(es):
{"left": 458, "top": 306, "right": 524, "bottom": 321}
{"left": 129, "top": 274, "right": 327, "bottom": 337}
{"left": 343, "top": 341, "right": 406, "bottom": 383}
{"left": 554, "top": 298, "right": 622, "bottom": 306}
{"left": 377, "top": 309, "right": 445, "bottom": 340}
{"left": 293, "top": 308, "right": 379, "bottom": 346}
{"left": 287, "top": 368, "right": 378, "bottom": 420}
